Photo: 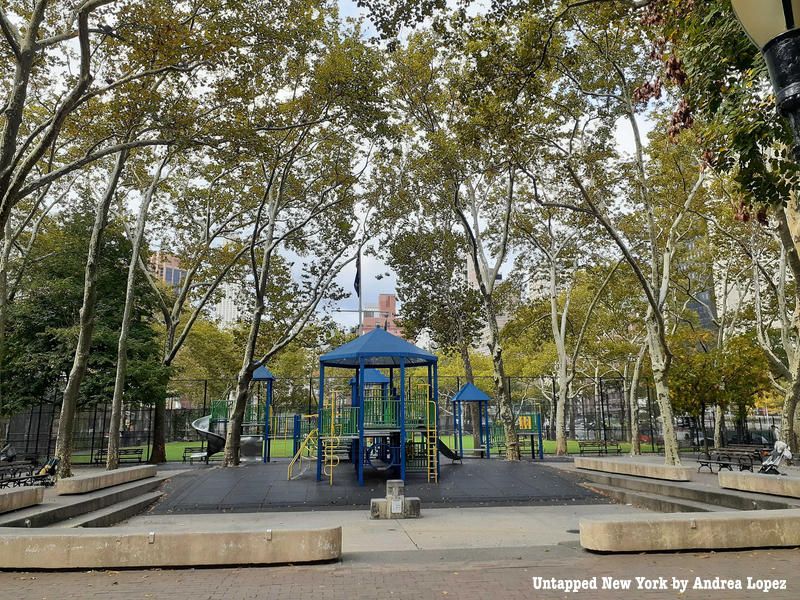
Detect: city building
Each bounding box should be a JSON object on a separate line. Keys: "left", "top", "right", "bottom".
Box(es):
{"left": 149, "top": 252, "right": 187, "bottom": 289}
{"left": 211, "top": 282, "right": 245, "bottom": 329}
{"left": 361, "top": 293, "right": 403, "bottom": 337}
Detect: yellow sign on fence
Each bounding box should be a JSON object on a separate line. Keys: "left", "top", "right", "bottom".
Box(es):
{"left": 518, "top": 415, "right": 532, "bottom": 431}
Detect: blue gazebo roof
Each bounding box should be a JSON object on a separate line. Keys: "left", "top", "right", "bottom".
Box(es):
{"left": 349, "top": 368, "right": 390, "bottom": 386}
{"left": 252, "top": 365, "right": 275, "bottom": 381}
{"left": 320, "top": 327, "right": 437, "bottom": 368}
{"left": 453, "top": 382, "right": 491, "bottom": 403}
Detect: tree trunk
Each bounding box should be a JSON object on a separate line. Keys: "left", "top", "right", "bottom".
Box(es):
{"left": 646, "top": 321, "right": 681, "bottom": 465}
{"left": 714, "top": 404, "right": 724, "bottom": 448}
{"left": 0, "top": 224, "right": 9, "bottom": 409}
{"left": 485, "top": 299, "right": 518, "bottom": 460}
{"left": 781, "top": 376, "right": 800, "bottom": 452}
{"left": 55, "top": 151, "right": 127, "bottom": 477}
{"left": 225, "top": 371, "right": 253, "bottom": 466}
{"left": 150, "top": 323, "right": 178, "bottom": 464}
{"left": 224, "top": 277, "right": 264, "bottom": 466}
{"left": 107, "top": 158, "right": 164, "bottom": 470}
{"left": 554, "top": 365, "right": 568, "bottom": 455}
{"left": 628, "top": 345, "right": 646, "bottom": 456}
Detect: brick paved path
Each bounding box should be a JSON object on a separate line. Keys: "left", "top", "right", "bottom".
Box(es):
{"left": 2, "top": 545, "right": 799, "bottom": 600}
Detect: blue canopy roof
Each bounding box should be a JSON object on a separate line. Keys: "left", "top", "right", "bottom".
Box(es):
{"left": 453, "top": 383, "right": 491, "bottom": 403}
{"left": 349, "top": 368, "right": 390, "bottom": 386}
{"left": 320, "top": 326, "right": 437, "bottom": 368}
{"left": 252, "top": 365, "right": 275, "bottom": 381}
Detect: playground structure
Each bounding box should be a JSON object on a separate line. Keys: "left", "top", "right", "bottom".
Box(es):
{"left": 297, "top": 327, "right": 444, "bottom": 486}
{"left": 191, "top": 365, "right": 275, "bottom": 462}
{"left": 452, "top": 383, "right": 492, "bottom": 459}
{"left": 451, "top": 382, "right": 544, "bottom": 460}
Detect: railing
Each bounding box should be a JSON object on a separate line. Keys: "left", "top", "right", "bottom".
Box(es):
{"left": 288, "top": 429, "right": 317, "bottom": 480}
{"left": 319, "top": 406, "right": 359, "bottom": 437}
{"left": 363, "top": 399, "right": 400, "bottom": 429}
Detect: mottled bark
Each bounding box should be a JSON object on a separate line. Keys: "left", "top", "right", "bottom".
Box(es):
{"left": 55, "top": 150, "right": 127, "bottom": 477}
{"left": 628, "top": 343, "right": 646, "bottom": 456}
{"left": 107, "top": 156, "right": 167, "bottom": 470}
{"left": 647, "top": 317, "right": 681, "bottom": 465}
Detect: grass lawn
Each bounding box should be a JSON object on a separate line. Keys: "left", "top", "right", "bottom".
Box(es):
{"left": 70, "top": 434, "right": 666, "bottom": 464}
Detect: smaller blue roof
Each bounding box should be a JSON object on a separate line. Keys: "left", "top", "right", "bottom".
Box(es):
{"left": 349, "top": 369, "right": 390, "bottom": 386}
{"left": 453, "top": 383, "right": 491, "bottom": 403}
{"left": 252, "top": 365, "right": 275, "bottom": 381}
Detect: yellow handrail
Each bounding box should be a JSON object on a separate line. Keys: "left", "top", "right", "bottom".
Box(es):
{"left": 322, "top": 392, "right": 341, "bottom": 486}
{"left": 287, "top": 429, "right": 318, "bottom": 480}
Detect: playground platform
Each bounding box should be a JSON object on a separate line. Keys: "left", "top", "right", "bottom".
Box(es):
{"left": 149, "top": 458, "right": 607, "bottom": 513}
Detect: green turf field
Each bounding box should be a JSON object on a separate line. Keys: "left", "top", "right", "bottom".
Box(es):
{"left": 68, "top": 431, "right": 667, "bottom": 464}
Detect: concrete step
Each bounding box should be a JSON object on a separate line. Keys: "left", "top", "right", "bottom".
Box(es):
{"left": 586, "top": 483, "right": 727, "bottom": 513}
{"left": 49, "top": 491, "right": 163, "bottom": 528}
{"left": 580, "top": 470, "right": 799, "bottom": 511}
{"left": 0, "top": 475, "right": 167, "bottom": 528}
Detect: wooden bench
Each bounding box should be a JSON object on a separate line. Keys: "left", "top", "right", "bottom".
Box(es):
{"left": 92, "top": 448, "right": 144, "bottom": 465}
{"left": 182, "top": 446, "right": 208, "bottom": 464}
{"left": 578, "top": 440, "right": 621, "bottom": 455}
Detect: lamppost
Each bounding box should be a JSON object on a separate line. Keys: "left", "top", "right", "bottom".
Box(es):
{"left": 732, "top": 1, "right": 800, "bottom": 158}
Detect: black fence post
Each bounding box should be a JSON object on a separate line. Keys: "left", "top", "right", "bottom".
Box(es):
{"left": 550, "top": 377, "right": 557, "bottom": 440}
{"left": 89, "top": 403, "right": 98, "bottom": 464}
{"left": 146, "top": 405, "right": 153, "bottom": 461}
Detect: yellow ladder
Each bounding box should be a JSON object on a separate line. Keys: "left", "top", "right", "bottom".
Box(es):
{"left": 287, "top": 429, "right": 317, "bottom": 481}
{"left": 425, "top": 396, "right": 438, "bottom": 483}
{"left": 322, "top": 393, "right": 341, "bottom": 486}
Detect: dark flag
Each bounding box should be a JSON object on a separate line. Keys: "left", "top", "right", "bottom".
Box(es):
{"left": 354, "top": 249, "right": 361, "bottom": 297}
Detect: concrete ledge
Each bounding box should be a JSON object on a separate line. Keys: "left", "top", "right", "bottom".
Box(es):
{"left": 580, "top": 509, "right": 800, "bottom": 552}
{"left": 0, "top": 526, "right": 342, "bottom": 569}
{"left": 574, "top": 457, "right": 692, "bottom": 481}
{"left": 0, "top": 487, "right": 44, "bottom": 514}
{"left": 55, "top": 465, "right": 156, "bottom": 495}
{"left": 719, "top": 471, "right": 800, "bottom": 499}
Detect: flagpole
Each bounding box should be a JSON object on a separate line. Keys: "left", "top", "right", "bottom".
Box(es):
{"left": 355, "top": 245, "right": 363, "bottom": 335}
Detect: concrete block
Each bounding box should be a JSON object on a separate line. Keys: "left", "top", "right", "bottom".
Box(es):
{"left": 0, "top": 487, "right": 44, "bottom": 514}
{"left": 580, "top": 509, "right": 800, "bottom": 552}
{"left": 719, "top": 471, "right": 800, "bottom": 499}
{"left": 0, "top": 525, "right": 341, "bottom": 569}
{"left": 574, "top": 457, "right": 692, "bottom": 481}
{"left": 370, "top": 496, "right": 421, "bottom": 519}
{"left": 370, "top": 479, "right": 421, "bottom": 519}
{"left": 55, "top": 465, "right": 156, "bottom": 495}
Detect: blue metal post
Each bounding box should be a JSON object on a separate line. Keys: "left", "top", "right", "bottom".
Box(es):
{"left": 537, "top": 412, "right": 544, "bottom": 460}
{"left": 293, "top": 414, "right": 301, "bottom": 455}
{"left": 433, "top": 361, "right": 439, "bottom": 476}
{"left": 358, "top": 358, "right": 365, "bottom": 486}
{"left": 457, "top": 402, "right": 463, "bottom": 458}
{"left": 316, "top": 365, "right": 325, "bottom": 481}
{"left": 263, "top": 379, "right": 273, "bottom": 463}
{"left": 485, "top": 400, "right": 491, "bottom": 459}
{"left": 399, "top": 358, "right": 406, "bottom": 481}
